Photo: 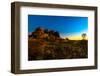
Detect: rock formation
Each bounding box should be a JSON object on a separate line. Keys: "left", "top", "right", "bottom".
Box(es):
{"left": 29, "top": 27, "right": 60, "bottom": 41}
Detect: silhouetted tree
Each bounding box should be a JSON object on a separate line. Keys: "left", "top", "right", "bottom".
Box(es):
{"left": 65, "top": 37, "right": 69, "bottom": 40}
{"left": 82, "top": 33, "right": 87, "bottom": 40}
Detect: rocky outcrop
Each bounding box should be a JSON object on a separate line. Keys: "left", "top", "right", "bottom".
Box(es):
{"left": 29, "top": 27, "right": 60, "bottom": 41}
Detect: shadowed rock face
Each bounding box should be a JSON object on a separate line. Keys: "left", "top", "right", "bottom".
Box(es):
{"left": 28, "top": 27, "right": 88, "bottom": 61}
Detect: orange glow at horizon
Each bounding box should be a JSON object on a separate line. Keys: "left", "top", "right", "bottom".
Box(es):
{"left": 67, "top": 35, "right": 88, "bottom": 40}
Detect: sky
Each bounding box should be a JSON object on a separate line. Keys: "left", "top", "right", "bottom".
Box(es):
{"left": 28, "top": 15, "right": 88, "bottom": 40}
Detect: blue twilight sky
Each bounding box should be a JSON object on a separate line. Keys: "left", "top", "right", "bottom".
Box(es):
{"left": 28, "top": 15, "right": 88, "bottom": 39}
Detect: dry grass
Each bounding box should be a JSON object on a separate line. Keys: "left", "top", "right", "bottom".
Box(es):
{"left": 28, "top": 38, "right": 88, "bottom": 61}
